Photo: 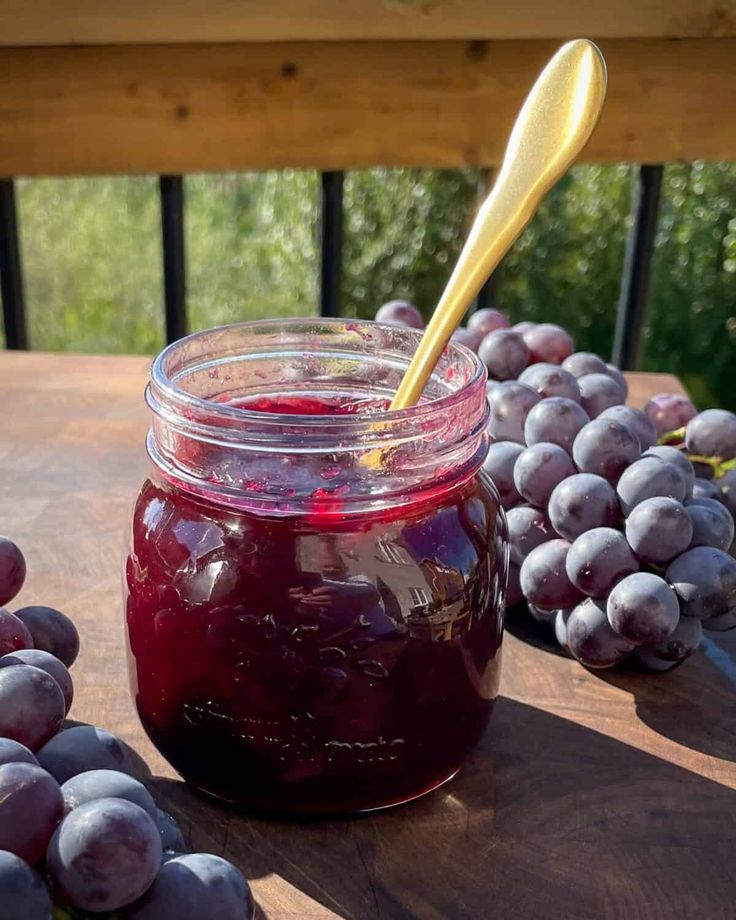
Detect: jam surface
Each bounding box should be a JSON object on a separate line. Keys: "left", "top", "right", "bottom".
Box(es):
{"left": 125, "top": 395, "right": 505, "bottom": 813}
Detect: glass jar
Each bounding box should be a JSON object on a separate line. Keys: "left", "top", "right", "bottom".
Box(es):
{"left": 124, "top": 318, "right": 507, "bottom": 814}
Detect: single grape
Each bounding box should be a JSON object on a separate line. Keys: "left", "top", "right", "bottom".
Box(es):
{"left": 0, "top": 665, "right": 65, "bottom": 752}
{"left": 643, "top": 392, "right": 697, "bottom": 436}
{"left": 686, "top": 498, "right": 735, "bottom": 551}
{"left": 156, "top": 808, "right": 187, "bottom": 854}
{"left": 702, "top": 608, "right": 736, "bottom": 631}
{"left": 61, "top": 769, "right": 157, "bottom": 820}
{"left": 633, "top": 615, "right": 702, "bottom": 672}
{"left": 482, "top": 441, "right": 524, "bottom": 510}
{"left": 641, "top": 446, "right": 695, "bottom": 498}
{"left": 554, "top": 608, "right": 572, "bottom": 652}
{"left": 524, "top": 397, "right": 590, "bottom": 453}
{"left": 522, "top": 323, "right": 574, "bottom": 364}
{"left": 517, "top": 363, "right": 581, "bottom": 401}
{"left": 511, "top": 320, "right": 536, "bottom": 335}
{"left": 450, "top": 327, "right": 482, "bottom": 352}
{"left": 572, "top": 418, "right": 641, "bottom": 483}
{"left": 478, "top": 330, "right": 530, "bottom": 381}
{"left": 519, "top": 539, "right": 583, "bottom": 611}
{"left": 375, "top": 300, "right": 424, "bottom": 329}
{"left": 665, "top": 546, "right": 736, "bottom": 619}
{"left": 577, "top": 373, "right": 625, "bottom": 418}
{"left": 604, "top": 364, "right": 629, "bottom": 399}
{"left": 685, "top": 409, "right": 736, "bottom": 461}
{"left": 0, "top": 850, "right": 53, "bottom": 920}
{"left": 717, "top": 468, "right": 736, "bottom": 517}
{"left": 692, "top": 477, "right": 722, "bottom": 502}
{"left": 37, "top": 725, "right": 141, "bottom": 784}
{"left": 547, "top": 473, "right": 619, "bottom": 541}
{"left": 597, "top": 405, "right": 657, "bottom": 451}
{"left": 565, "top": 527, "right": 638, "bottom": 597}
{"left": 0, "top": 737, "right": 38, "bottom": 767}
{"left": 13, "top": 606, "right": 80, "bottom": 668}
{"left": 506, "top": 505, "right": 554, "bottom": 566}
{"left": 625, "top": 497, "right": 692, "bottom": 565}
{"left": 0, "top": 608, "right": 33, "bottom": 657}
{"left": 528, "top": 603, "right": 557, "bottom": 624}
{"left": 487, "top": 381, "right": 541, "bottom": 444}
{"left": 512, "top": 442, "right": 576, "bottom": 508}
{"left": 47, "top": 797, "right": 162, "bottom": 912}
{"left": 127, "top": 852, "right": 255, "bottom": 920}
{"left": 0, "top": 649, "right": 73, "bottom": 714}
{"left": 616, "top": 457, "right": 687, "bottom": 516}
{"left": 566, "top": 598, "right": 636, "bottom": 668}
{"left": 0, "top": 538, "right": 26, "bottom": 608}
{"left": 0, "top": 762, "right": 63, "bottom": 863}
{"left": 606, "top": 572, "right": 680, "bottom": 645}
{"left": 468, "top": 308, "right": 510, "bottom": 337}
{"left": 561, "top": 352, "right": 607, "bottom": 378}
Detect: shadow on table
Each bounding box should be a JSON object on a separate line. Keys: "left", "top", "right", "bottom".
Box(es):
{"left": 148, "top": 697, "right": 736, "bottom": 920}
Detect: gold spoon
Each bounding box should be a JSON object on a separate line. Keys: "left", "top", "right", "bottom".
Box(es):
{"left": 390, "top": 38, "right": 607, "bottom": 411}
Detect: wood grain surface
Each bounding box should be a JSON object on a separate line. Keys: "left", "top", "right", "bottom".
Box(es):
{"left": 0, "top": 352, "right": 734, "bottom": 919}
{"left": 3, "top": 38, "right": 736, "bottom": 177}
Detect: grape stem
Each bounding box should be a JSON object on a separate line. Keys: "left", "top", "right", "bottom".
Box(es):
{"left": 658, "top": 427, "right": 736, "bottom": 478}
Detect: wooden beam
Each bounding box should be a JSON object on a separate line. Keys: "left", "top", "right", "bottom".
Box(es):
{"left": 1, "top": 0, "right": 735, "bottom": 45}
{"left": 2, "top": 38, "right": 736, "bottom": 176}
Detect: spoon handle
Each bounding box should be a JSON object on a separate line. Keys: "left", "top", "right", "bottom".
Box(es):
{"left": 390, "top": 39, "right": 607, "bottom": 411}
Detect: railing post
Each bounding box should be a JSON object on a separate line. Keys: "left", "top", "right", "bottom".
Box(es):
{"left": 474, "top": 167, "right": 500, "bottom": 312}
{"left": 612, "top": 164, "right": 664, "bottom": 370}
{"left": 0, "top": 179, "right": 29, "bottom": 349}
{"left": 159, "top": 175, "right": 187, "bottom": 344}
{"left": 320, "top": 171, "right": 344, "bottom": 317}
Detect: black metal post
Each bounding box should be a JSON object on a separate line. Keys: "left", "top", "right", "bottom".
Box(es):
{"left": 0, "top": 179, "right": 29, "bottom": 349}
{"left": 611, "top": 164, "right": 664, "bottom": 370}
{"left": 159, "top": 175, "right": 187, "bottom": 343}
{"left": 320, "top": 171, "right": 344, "bottom": 317}
{"left": 474, "top": 167, "right": 499, "bottom": 312}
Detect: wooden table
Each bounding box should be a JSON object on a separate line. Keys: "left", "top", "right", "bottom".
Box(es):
{"left": 1, "top": 352, "right": 735, "bottom": 919}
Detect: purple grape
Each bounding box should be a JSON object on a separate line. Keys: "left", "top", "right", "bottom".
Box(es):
{"left": 0, "top": 762, "right": 63, "bottom": 863}
{"left": 468, "top": 308, "right": 510, "bottom": 337}
{"left": 522, "top": 323, "right": 574, "bottom": 364}
{"left": 47, "top": 797, "right": 162, "bottom": 912}
{"left": 506, "top": 505, "right": 554, "bottom": 566}
{"left": 562, "top": 352, "right": 608, "bottom": 378}
{"left": 606, "top": 572, "right": 680, "bottom": 645}
{"left": 641, "top": 446, "right": 695, "bottom": 498}
{"left": 482, "top": 441, "right": 524, "bottom": 510}
{"left": 685, "top": 409, "right": 736, "bottom": 461}
{"left": 686, "top": 498, "right": 734, "bottom": 551}
{"left": 524, "top": 397, "right": 590, "bottom": 453}
{"left": 0, "top": 737, "right": 38, "bottom": 767}
{"left": 513, "top": 442, "right": 576, "bottom": 508}
{"left": 517, "top": 363, "right": 581, "bottom": 401}
{"left": 598, "top": 405, "right": 657, "bottom": 451}
{"left": 512, "top": 320, "right": 536, "bottom": 335}
{"left": 565, "top": 527, "right": 638, "bottom": 597}
{"left": 718, "top": 468, "right": 736, "bottom": 517}
{"left": 0, "top": 608, "right": 33, "bottom": 657}
{"left": 0, "top": 850, "right": 53, "bottom": 919}
{"left": 157, "top": 808, "right": 187, "bottom": 854}
{"left": 487, "top": 381, "right": 540, "bottom": 444}
{"left": 625, "top": 497, "right": 692, "bottom": 565}
{"left": 566, "top": 598, "right": 635, "bottom": 668}
{"left": 13, "top": 606, "right": 80, "bottom": 668}
{"left": 0, "top": 538, "right": 26, "bottom": 607}
{"left": 61, "top": 769, "right": 157, "bottom": 820}
{"left": 666, "top": 546, "right": 736, "bottom": 620}
{"left": 375, "top": 300, "right": 424, "bottom": 329}
{"left": 0, "top": 649, "right": 73, "bottom": 714}
{"left": 547, "top": 473, "right": 619, "bottom": 541}
{"left": 604, "top": 364, "right": 629, "bottom": 399}
{"left": 572, "top": 418, "right": 641, "bottom": 483}
{"left": 633, "top": 615, "right": 702, "bottom": 672}
{"left": 450, "top": 326, "right": 482, "bottom": 352}
{"left": 643, "top": 392, "right": 697, "bottom": 436}
{"left": 692, "top": 477, "right": 722, "bottom": 502}
{"left": 528, "top": 602, "right": 556, "bottom": 624}
{"left": 37, "top": 725, "right": 141, "bottom": 784}
{"left": 577, "top": 373, "right": 625, "bottom": 418}
{"left": 478, "top": 330, "right": 530, "bottom": 381}
{"left": 519, "top": 539, "right": 583, "bottom": 611}
{"left": 554, "top": 608, "right": 572, "bottom": 652}
{"left": 127, "top": 852, "right": 255, "bottom": 920}
{"left": 616, "top": 457, "right": 687, "bottom": 516}
{"left": 702, "top": 609, "right": 736, "bottom": 631}
{"left": 0, "top": 665, "right": 65, "bottom": 752}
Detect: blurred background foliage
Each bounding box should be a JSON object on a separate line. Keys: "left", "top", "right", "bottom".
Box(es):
{"left": 13, "top": 162, "right": 736, "bottom": 408}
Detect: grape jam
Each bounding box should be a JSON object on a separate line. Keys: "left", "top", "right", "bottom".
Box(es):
{"left": 125, "top": 395, "right": 505, "bottom": 814}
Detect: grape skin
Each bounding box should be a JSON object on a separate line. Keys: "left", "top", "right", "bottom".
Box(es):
{"left": 0, "top": 649, "right": 73, "bottom": 714}
{"left": 0, "top": 737, "right": 38, "bottom": 767}
{"left": 13, "top": 606, "right": 80, "bottom": 668}
{"left": 616, "top": 457, "right": 687, "bottom": 516}
{"left": 566, "top": 598, "right": 635, "bottom": 669}
{"left": 375, "top": 300, "right": 424, "bottom": 329}
{"left": 0, "top": 608, "right": 33, "bottom": 658}
{"left": 0, "top": 665, "right": 65, "bottom": 752}
{"left": 643, "top": 392, "right": 697, "bottom": 436}
{"left": 547, "top": 473, "right": 619, "bottom": 541}
{"left": 561, "top": 352, "right": 608, "bottom": 378}
{"left": 524, "top": 397, "right": 590, "bottom": 453}
{"left": 478, "top": 330, "right": 530, "bottom": 381}
{"left": 692, "top": 477, "right": 722, "bottom": 502}
{"left": 685, "top": 498, "right": 734, "bottom": 551}
{"left": 702, "top": 608, "right": 736, "bottom": 632}
{"left": 518, "top": 363, "right": 581, "bottom": 401}
{"left": 577, "top": 373, "right": 625, "bottom": 418}
{"left": 47, "top": 797, "right": 162, "bottom": 912}
{"left": 37, "top": 725, "right": 142, "bottom": 784}
{"left": 717, "top": 468, "right": 736, "bottom": 517}
{"left": 685, "top": 409, "right": 736, "bottom": 461}
{"left": 597, "top": 404, "right": 657, "bottom": 451}
{"left": 0, "top": 538, "right": 26, "bottom": 608}
{"left": 451, "top": 327, "right": 482, "bottom": 352}
{"left": 634, "top": 615, "right": 703, "bottom": 672}
{"left": 604, "top": 364, "right": 629, "bottom": 400}
{"left": 571, "top": 418, "right": 641, "bottom": 483}
{"left": 0, "top": 762, "right": 64, "bottom": 864}
{"left": 519, "top": 539, "right": 583, "bottom": 611}
{"left": 157, "top": 808, "right": 187, "bottom": 854}
{"left": 506, "top": 505, "right": 554, "bottom": 566}
{"left": 625, "top": 497, "right": 692, "bottom": 565}
{"left": 468, "top": 308, "right": 510, "bottom": 337}
{"left": 554, "top": 609, "right": 572, "bottom": 652}
{"left": 482, "top": 441, "right": 524, "bottom": 510}
{"left": 512, "top": 443, "right": 576, "bottom": 508}
{"left": 487, "top": 381, "right": 541, "bottom": 444}
{"left": 565, "top": 528, "right": 638, "bottom": 597}
{"left": 522, "top": 323, "right": 574, "bottom": 364}
{"left": 606, "top": 572, "right": 680, "bottom": 645}
{"left": 0, "top": 849, "right": 53, "bottom": 920}
{"left": 665, "top": 546, "right": 736, "bottom": 620}
{"left": 61, "top": 769, "right": 157, "bottom": 820}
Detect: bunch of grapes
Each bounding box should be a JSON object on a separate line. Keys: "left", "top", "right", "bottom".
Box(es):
{"left": 377, "top": 300, "right": 736, "bottom": 672}
{"left": 0, "top": 537, "right": 255, "bottom": 919}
